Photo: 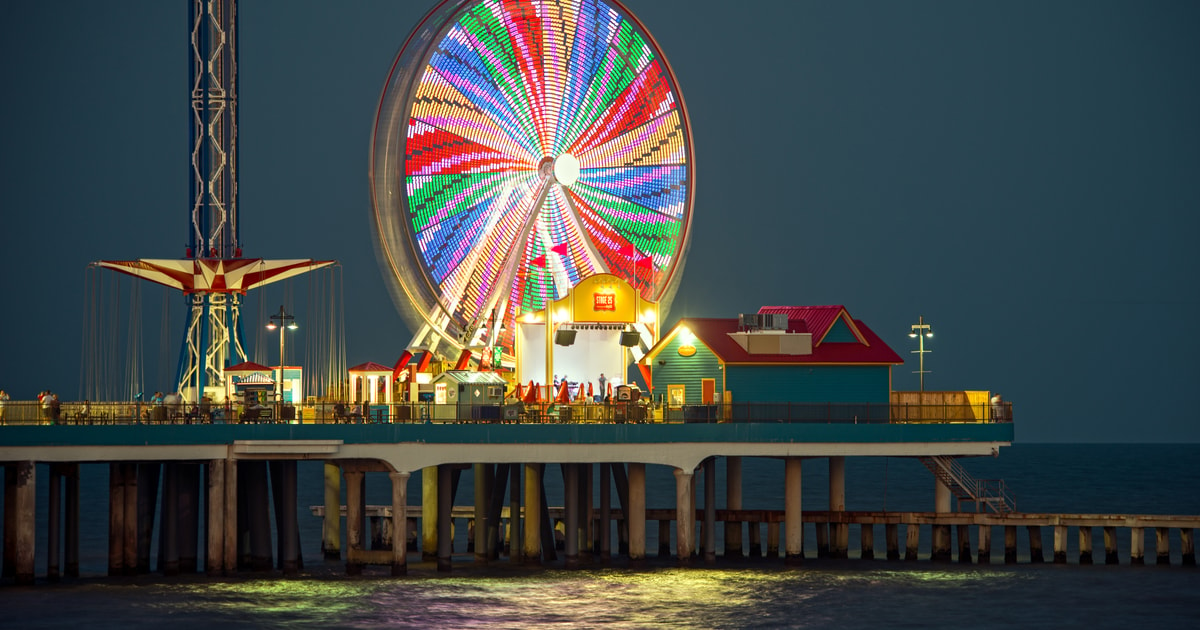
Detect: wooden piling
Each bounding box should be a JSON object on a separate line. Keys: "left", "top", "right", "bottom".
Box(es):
{"left": 766, "top": 522, "right": 780, "bottom": 558}
{"left": 627, "top": 463, "right": 646, "bottom": 562}
{"left": 1181, "top": 528, "right": 1195, "bottom": 566}
{"left": 931, "top": 524, "right": 951, "bottom": 562}
{"left": 1130, "top": 527, "right": 1144, "bottom": 565}
{"left": 748, "top": 521, "right": 762, "bottom": 557}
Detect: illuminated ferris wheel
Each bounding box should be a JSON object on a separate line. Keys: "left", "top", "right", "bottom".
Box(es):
{"left": 370, "top": 0, "right": 694, "bottom": 357}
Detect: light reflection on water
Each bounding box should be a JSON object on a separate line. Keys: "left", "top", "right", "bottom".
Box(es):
{"left": 7, "top": 564, "right": 1198, "bottom": 630}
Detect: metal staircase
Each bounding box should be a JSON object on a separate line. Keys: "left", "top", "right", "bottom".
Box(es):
{"left": 918, "top": 456, "right": 1015, "bottom": 514}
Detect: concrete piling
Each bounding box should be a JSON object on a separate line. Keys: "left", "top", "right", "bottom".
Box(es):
{"left": 978, "top": 524, "right": 992, "bottom": 563}
{"left": 725, "top": 457, "right": 743, "bottom": 558}
{"left": 1027, "top": 526, "right": 1044, "bottom": 563}
{"left": 206, "top": 459, "right": 225, "bottom": 576}
{"left": 674, "top": 468, "right": 695, "bottom": 563}
{"left": 704, "top": 458, "right": 716, "bottom": 564}
{"left": 1079, "top": 526, "right": 1093, "bottom": 565}
{"left": 1130, "top": 527, "right": 1144, "bottom": 565}
{"left": 783, "top": 457, "right": 802, "bottom": 565}
{"left": 565, "top": 464, "right": 579, "bottom": 568}
{"left": 1155, "top": 527, "right": 1170, "bottom": 566}
{"left": 748, "top": 521, "right": 762, "bottom": 557}
{"left": 905, "top": 524, "right": 920, "bottom": 561}
{"left": 957, "top": 525, "right": 972, "bottom": 563}
{"left": 829, "top": 456, "right": 847, "bottom": 559}
{"left": 438, "top": 464, "right": 453, "bottom": 572}
{"left": 861, "top": 524, "right": 875, "bottom": 560}
{"left": 108, "top": 463, "right": 126, "bottom": 576}
{"left": 1104, "top": 526, "right": 1118, "bottom": 565}
{"left": 14, "top": 462, "right": 35, "bottom": 586}
{"left": 523, "top": 463, "right": 542, "bottom": 564}
{"left": 1004, "top": 526, "right": 1017, "bottom": 564}
{"left": 47, "top": 465, "right": 61, "bottom": 581}
{"left": 628, "top": 463, "right": 646, "bottom": 562}
{"left": 322, "top": 462, "right": 341, "bottom": 560}
{"left": 599, "top": 463, "right": 611, "bottom": 561}
{"left": 767, "top": 522, "right": 780, "bottom": 558}
{"left": 1181, "top": 528, "right": 1195, "bottom": 566}
{"left": 345, "top": 470, "right": 364, "bottom": 575}
{"left": 390, "top": 472, "right": 410, "bottom": 576}
{"left": 1053, "top": 525, "right": 1068, "bottom": 564}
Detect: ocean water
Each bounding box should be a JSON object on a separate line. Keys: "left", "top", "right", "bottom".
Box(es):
{"left": 2, "top": 444, "right": 1199, "bottom": 628}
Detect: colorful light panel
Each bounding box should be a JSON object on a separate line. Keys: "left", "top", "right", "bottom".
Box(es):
{"left": 375, "top": 0, "right": 693, "bottom": 349}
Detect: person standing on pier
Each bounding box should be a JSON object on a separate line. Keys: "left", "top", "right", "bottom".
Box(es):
{"left": 598, "top": 373, "right": 607, "bottom": 399}
{"left": 0, "top": 389, "right": 9, "bottom": 423}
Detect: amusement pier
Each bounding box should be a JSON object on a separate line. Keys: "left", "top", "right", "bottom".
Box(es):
{"left": 2, "top": 0, "right": 1196, "bottom": 586}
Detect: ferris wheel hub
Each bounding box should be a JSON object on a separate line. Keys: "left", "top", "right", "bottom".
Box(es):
{"left": 552, "top": 153, "right": 580, "bottom": 187}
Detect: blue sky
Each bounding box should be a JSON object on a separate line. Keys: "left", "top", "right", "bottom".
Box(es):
{"left": 1, "top": 0, "right": 1197, "bottom": 442}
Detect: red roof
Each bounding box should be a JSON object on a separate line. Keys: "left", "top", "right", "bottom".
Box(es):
{"left": 758, "top": 305, "right": 865, "bottom": 344}
{"left": 349, "top": 361, "right": 393, "bottom": 373}
{"left": 659, "top": 314, "right": 902, "bottom": 365}
{"left": 225, "top": 361, "right": 272, "bottom": 373}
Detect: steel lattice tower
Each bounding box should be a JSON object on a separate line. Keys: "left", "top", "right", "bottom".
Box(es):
{"left": 96, "top": 0, "right": 333, "bottom": 402}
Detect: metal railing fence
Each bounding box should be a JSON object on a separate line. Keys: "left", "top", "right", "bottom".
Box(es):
{"left": 0, "top": 400, "right": 1013, "bottom": 426}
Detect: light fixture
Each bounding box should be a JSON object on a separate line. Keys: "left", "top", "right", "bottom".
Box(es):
{"left": 909, "top": 315, "right": 933, "bottom": 392}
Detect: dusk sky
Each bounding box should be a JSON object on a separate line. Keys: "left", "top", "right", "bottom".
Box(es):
{"left": 2, "top": 0, "right": 1196, "bottom": 443}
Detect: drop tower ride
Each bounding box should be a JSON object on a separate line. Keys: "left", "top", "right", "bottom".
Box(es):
{"left": 96, "top": 0, "right": 333, "bottom": 402}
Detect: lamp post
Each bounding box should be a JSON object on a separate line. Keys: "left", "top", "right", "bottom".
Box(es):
{"left": 909, "top": 315, "right": 933, "bottom": 391}
{"left": 266, "top": 305, "right": 298, "bottom": 402}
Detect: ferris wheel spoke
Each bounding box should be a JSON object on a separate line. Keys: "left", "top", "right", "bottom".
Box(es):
{"left": 555, "top": 8, "right": 653, "bottom": 155}
{"left": 576, "top": 108, "right": 687, "bottom": 169}
{"left": 566, "top": 59, "right": 675, "bottom": 158}
{"left": 414, "top": 62, "right": 538, "bottom": 161}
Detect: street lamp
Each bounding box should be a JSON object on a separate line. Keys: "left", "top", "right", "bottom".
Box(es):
{"left": 909, "top": 315, "right": 933, "bottom": 391}
{"left": 266, "top": 305, "right": 298, "bottom": 401}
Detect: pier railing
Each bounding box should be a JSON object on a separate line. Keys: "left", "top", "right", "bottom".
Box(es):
{"left": 0, "top": 400, "right": 1013, "bottom": 426}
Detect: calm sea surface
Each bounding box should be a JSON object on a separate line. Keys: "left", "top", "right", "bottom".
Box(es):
{"left": 2, "top": 444, "right": 1198, "bottom": 628}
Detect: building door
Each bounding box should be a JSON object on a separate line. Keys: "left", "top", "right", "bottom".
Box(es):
{"left": 701, "top": 378, "right": 716, "bottom": 405}
{"left": 668, "top": 384, "right": 685, "bottom": 408}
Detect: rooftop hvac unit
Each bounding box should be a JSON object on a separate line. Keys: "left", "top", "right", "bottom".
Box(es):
{"left": 762, "top": 313, "right": 789, "bottom": 330}
{"left": 739, "top": 313, "right": 760, "bottom": 329}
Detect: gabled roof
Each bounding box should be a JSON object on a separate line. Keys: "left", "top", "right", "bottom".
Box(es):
{"left": 349, "top": 361, "right": 392, "bottom": 373}
{"left": 225, "top": 361, "right": 272, "bottom": 373}
{"left": 758, "top": 305, "right": 866, "bottom": 345}
{"left": 648, "top": 315, "right": 902, "bottom": 365}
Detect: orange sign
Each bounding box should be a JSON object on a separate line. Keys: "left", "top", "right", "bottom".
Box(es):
{"left": 678, "top": 344, "right": 697, "bottom": 357}
{"left": 594, "top": 293, "right": 615, "bottom": 311}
